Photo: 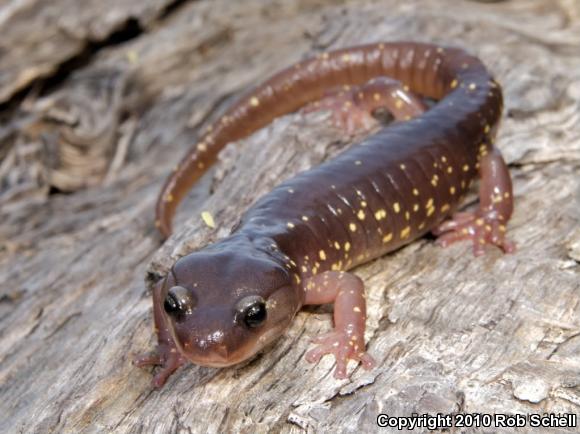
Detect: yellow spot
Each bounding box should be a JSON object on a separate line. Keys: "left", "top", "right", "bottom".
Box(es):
{"left": 450, "top": 186, "right": 456, "bottom": 195}
{"left": 382, "top": 233, "right": 393, "bottom": 243}
{"left": 301, "top": 215, "right": 309, "bottom": 221}
{"left": 301, "top": 265, "right": 307, "bottom": 273}
{"left": 373, "top": 93, "right": 381, "bottom": 101}
{"left": 201, "top": 211, "right": 215, "bottom": 228}
{"left": 319, "top": 250, "right": 327, "bottom": 261}
{"left": 441, "top": 156, "right": 447, "bottom": 163}
{"left": 374, "top": 209, "right": 387, "bottom": 221}
{"left": 395, "top": 99, "right": 404, "bottom": 109}
{"left": 405, "top": 211, "right": 410, "bottom": 221}
{"left": 250, "top": 96, "right": 260, "bottom": 107}
{"left": 357, "top": 209, "right": 366, "bottom": 220}
{"left": 418, "top": 222, "right": 426, "bottom": 230}
{"left": 334, "top": 241, "right": 341, "bottom": 250}
{"left": 393, "top": 202, "right": 401, "bottom": 213}
{"left": 344, "top": 242, "right": 351, "bottom": 252}
{"left": 287, "top": 222, "right": 295, "bottom": 228}
{"left": 126, "top": 50, "right": 139, "bottom": 64}
{"left": 463, "top": 164, "right": 469, "bottom": 172}
{"left": 450, "top": 79, "right": 458, "bottom": 89}
{"left": 413, "top": 188, "right": 419, "bottom": 196}
{"left": 441, "top": 204, "right": 450, "bottom": 212}
{"left": 401, "top": 226, "right": 411, "bottom": 239}
{"left": 426, "top": 206, "right": 435, "bottom": 217}
{"left": 426, "top": 198, "right": 434, "bottom": 208}
{"left": 197, "top": 142, "right": 208, "bottom": 152}
{"left": 504, "top": 192, "right": 511, "bottom": 198}
{"left": 413, "top": 203, "right": 419, "bottom": 212}
{"left": 294, "top": 274, "right": 301, "bottom": 284}
{"left": 331, "top": 263, "right": 340, "bottom": 271}
{"left": 484, "top": 124, "right": 491, "bottom": 134}
{"left": 400, "top": 163, "right": 406, "bottom": 170}
{"left": 342, "top": 54, "right": 351, "bottom": 62}
{"left": 355, "top": 160, "right": 362, "bottom": 165}
{"left": 349, "top": 223, "right": 357, "bottom": 232}
{"left": 197, "top": 162, "right": 205, "bottom": 169}
{"left": 165, "top": 194, "right": 174, "bottom": 203}
{"left": 447, "top": 166, "right": 453, "bottom": 174}
{"left": 431, "top": 175, "right": 438, "bottom": 187}
{"left": 353, "top": 306, "right": 362, "bottom": 313}
{"left": 476, "top": 218, "right": 484, "bottom": 226}
{"left": 499, "top": 225, "right": 506, "bottom": 232}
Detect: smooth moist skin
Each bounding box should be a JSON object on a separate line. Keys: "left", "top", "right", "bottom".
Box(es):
{"left": 135, "top": 41, "right": 515, "bottom": 387}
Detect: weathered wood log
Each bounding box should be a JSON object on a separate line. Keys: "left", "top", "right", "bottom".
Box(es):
{"left": 1, "top": 0, "right": 579, "bottom": 432}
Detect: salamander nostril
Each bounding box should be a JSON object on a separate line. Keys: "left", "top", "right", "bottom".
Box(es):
{"left": 164, "top": 286, "right": 196, "bottom": 318}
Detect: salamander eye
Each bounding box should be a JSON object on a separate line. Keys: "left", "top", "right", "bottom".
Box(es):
{"left": 236, "top": 295, "right": 267, "bottom": 328}
{"left": 164, "top": 286, "right": 195, "bottom": 318}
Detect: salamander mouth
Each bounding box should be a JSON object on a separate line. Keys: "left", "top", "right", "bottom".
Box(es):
{"left": 184, "top": 353, "right": 244, "bottom": 368}
{"left": 178, "top": 320, "right": 289, "bottom": 368}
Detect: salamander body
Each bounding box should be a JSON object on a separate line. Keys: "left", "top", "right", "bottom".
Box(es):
{"left": 136, "top": 42, "right": 515, "bottom": 387}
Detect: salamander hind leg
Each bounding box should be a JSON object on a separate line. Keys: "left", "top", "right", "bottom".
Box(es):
{"left": 434, "top": 146, "right": 515, "bottom": 256}
{"left": 303, "top": 77, "right": 426, "bottom": 135}
{"left": 303, "top": 271, "right": 375, "bottom": 379}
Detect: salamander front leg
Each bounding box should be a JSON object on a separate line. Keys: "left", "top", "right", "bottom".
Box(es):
{"left": 303, "top": 271, "right": 375, "bottom": 379}
{"left": 434, "top": 146, "right": 515, "bottom": 256}
{"left": 134, "top": 279, "right": 187, "bottom": 388}
{"left": 303, "top": 77, "right": 426, "bottom": 135}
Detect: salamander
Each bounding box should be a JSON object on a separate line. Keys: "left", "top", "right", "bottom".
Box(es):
{"left": 135, "top": 41, "right": 515, "bottom": 387}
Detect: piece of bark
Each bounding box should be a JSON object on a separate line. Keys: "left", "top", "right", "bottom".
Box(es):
{"left": 1, "top": 0, "right": 579, "bottom": 433}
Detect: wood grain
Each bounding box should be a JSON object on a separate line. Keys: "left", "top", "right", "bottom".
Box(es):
{"left": 1, "top": 0, "right": 579, "bottom": 432}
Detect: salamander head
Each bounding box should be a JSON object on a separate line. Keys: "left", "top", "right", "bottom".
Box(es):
{"left": 158, "top": 243, "right": 300, "bottom": 367}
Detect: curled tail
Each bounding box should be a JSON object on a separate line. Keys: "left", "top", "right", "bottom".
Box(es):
{"left": 156, "top": 42, "right": 498, "bottom": 237}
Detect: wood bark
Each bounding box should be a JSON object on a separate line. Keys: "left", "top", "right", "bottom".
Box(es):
{"left": 1, "top": 0, "right": 579, "bottom": 433}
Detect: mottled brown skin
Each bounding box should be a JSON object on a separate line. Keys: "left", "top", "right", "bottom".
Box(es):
{"left": 136, "top": 42, "right": 515, "bottom": 387}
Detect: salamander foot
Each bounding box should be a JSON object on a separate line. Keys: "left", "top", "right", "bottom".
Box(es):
{"left": 134, "top": 344, "right": 187, "bottom": 388}
{"left": 434, "top": 210, "right": 515, "bottom": 256}
{"left": 305, "top": 330, "right": 375, "bottom": 379}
